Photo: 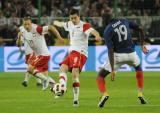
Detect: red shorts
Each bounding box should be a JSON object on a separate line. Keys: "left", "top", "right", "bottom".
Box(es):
{"left": 60, "top": 51, "right": 87, "bottom": 72}
{"left": 25, "top": 53, "right": 36, "bottom": 64}
{"left": 29, "top": 55, "right": 50, "bottom": 72}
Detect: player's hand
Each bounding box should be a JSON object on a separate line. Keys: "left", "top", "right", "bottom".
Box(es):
{"left": 18, "top": 32, "right": 23, "bottom": 38}
{"left": 58, "top": 37, "right": 65, "bottom": 44}
{"left": 141, "top": 45, "right": 149, "bottom": 54}
{"left": 95, "top": 37, "right": 102, "bottom": 42}
{"left": 110, "top": 71, "right": 116, "bottom": 81}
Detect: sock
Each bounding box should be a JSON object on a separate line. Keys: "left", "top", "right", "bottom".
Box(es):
{"left": 59, "top": 72, "right": 67, "bottom": 86}
{"left": 73, "top": 82, "right": 80, "bottom": 101}
{"left": 48, "top": 76, "right": 56, "bottom": 87}
{"left": 33, "top": 71, "right": 48, "bottom": 82}
{"left": 24, "top": 72, "right": 31, "bottom": 82}
{"left": 73, "top": 77, "right": 80, "bottom": 101}
{"left": 36, "top": 78, "right": 42, "bottom": 84}
{"left": 136, "top": 71, "right": 144, "bottom": 95}
{"left": 96, "top": 76, "right": 109, "bottom": 96}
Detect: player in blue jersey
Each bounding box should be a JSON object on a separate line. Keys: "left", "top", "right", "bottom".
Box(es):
{"left": 96, "top": 10, "right": 148, "bottom": 108}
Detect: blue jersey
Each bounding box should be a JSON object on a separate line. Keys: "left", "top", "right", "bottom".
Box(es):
{"left": 104, "top": 19, "right": 139, "bottom": 53}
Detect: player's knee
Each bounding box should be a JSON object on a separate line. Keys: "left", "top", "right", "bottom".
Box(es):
{"left": 135, "top": 65, "right": 142, "bottom": 71}
{"left": 27, "top": 65, "right": 34, "bottom": 74}
{"left": 72, "top": 68, "right": 80, "bottom": 78}
{"left": 98, "top": 69, "right": 110, "bottom": 78}
{"left": 60, "top": 64, "right": 68, "bottom": 73}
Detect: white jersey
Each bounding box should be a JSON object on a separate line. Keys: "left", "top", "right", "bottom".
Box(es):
{"left": 19, "top": 24, "right": 50, "bottom": 56}
{"left": 63, "top": 20, "right": 94, "bottom": 57}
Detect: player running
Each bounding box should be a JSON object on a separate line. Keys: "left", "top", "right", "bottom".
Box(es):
{"left": 53, "top": 8, "right": 101, "bottom": 106}
{"left": 17, "top": 16, "right": 64, "bottom": 90}
{"left": 16, "top": 32, "right": 42, "bottom": 87}
{"left": 96, "top": 10, "right": 148, "bottom": 107}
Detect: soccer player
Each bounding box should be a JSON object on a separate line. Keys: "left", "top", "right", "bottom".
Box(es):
{"left": 53, "top": 8, "right": 101, "bottom": 106}
{"left": 96, "top": 11, "right": 148, "bottom": 107}
{"left": 17, "top": 16, "right": 64, "bottom": 90}
{"left": 16, "top": 33, "right": 42, "bottom": 87}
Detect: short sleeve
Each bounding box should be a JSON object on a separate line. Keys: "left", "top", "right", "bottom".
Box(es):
{"left": 36, "top": 26, "right": 49, "bottom": 35}
{"left": 83, "top": 23, "right": 94, "bottom": 35}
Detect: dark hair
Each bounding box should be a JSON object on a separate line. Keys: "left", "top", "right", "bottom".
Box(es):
{"left": 23, "top": 14, "right": 32, "bottom": 21}
{"left": 69, "top": 8, "right": 80, "bottom": 16}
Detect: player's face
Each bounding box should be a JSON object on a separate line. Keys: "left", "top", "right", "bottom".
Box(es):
{"left": 23, "top": 20, "right": 32, "bottom": 32}
{"left": 70, "top": 14, "right": 80, "bottom": 25}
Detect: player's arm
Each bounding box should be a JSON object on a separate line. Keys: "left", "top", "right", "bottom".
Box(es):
{"left": 48, "top": 25, "right": 64, "bottom": 43}
{"left": 53, "top": 21, "right": 65, "bottom": 28}
{"left": 129, "top": 21, "right": 148, "bottom": 54}
{"left": 36, "top": 25, "right": 64, "bottom": 43}
{"left": 83, "top": 23, "right": 102, "bottom": 41}
{"left": 16, "top": 30, "right": 23, "bottom": 47}
{"left": 90, "top": 29, "right": 102, "bottom": 41}
{"left": 104, "top": 28, "right": 115, "bottom": 81}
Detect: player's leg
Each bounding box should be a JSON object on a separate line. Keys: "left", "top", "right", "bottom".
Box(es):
{"left": 35, "top": 78, "right": 42, "bottom": 87}
{"left": 42, "top": 71, "right": 56, "bottom": 90}
{"left": 27, "top": 64, "right": 48, "bottom": 82}
{"left": 22, "top": 72, "right": 31, "bottom": 87}
{"left": 97, "top": 55, "right": 121, "bottom": 108}
{"left": 59, "top": 64, "right": 68, "bottom": 90}
{"left": 22, "top": 54, "right": 32, "bottom": 87}
{"left": 72, "top": 68, "right": 80, "bottom": 107}
{"left": 130, "top": 52, "right": 147, "bottom": 104}
{"left": 28, "top": 56, "right": 55, "bottom": 90}
{"left": 70, "top": 51, "right": 87, "bottom": 107}
{"left": 96, "top": 68, "right": 110, "bottom": 97}
{"left": 134, "top": 65, "right": 147, "bottom": 104}
{"left": 96, "top": 68, "right": 110, "bottom": 107}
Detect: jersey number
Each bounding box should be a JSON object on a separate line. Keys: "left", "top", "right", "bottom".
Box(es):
{"left": 114, "top": 25, "right": 127, "bottom": 42}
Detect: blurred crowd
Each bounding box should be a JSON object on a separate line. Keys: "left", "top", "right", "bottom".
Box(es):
{"left": 0, "top": 0, "right": 160, "bottom": 46}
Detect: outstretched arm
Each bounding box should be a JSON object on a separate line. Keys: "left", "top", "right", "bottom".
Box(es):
{"left": 48, "top": 25, "right": 65, "bottom": 43}
{"left": 90, "top": 29, "right": 102, "bottom": 41}
{"left": 53, "top": 21, "right": 65, "bottom": 28}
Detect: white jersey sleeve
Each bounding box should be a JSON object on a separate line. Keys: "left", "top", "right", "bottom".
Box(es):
{"left": 63, "top": 21, "right": 71, "bottom": 31}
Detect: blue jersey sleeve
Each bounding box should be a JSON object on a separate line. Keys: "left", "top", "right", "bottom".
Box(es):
{"left": 128, "top": 20, "right": 139, "bottom": 30}
{"left": 103, "top": 26, "right": 114, "bottom": 49}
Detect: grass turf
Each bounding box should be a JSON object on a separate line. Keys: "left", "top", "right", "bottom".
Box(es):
{"left": 0, "top": 72, "right": 159, "bottom": 113}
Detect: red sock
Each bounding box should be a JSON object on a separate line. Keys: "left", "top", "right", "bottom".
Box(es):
{"left": 136, "top": 71, "right": 144, "bottom": 89}
{"left": 96, "top": 76, "right": 106, "bottom": 94}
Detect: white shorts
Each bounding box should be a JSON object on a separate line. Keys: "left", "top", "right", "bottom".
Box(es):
{"left": 100, "top": 52, "right": 140, "bottom": 72}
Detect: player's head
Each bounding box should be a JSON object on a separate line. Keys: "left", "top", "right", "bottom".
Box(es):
{"left": 102, "top": 8, "right": 114, "bottom": 25}
{"left": 23, "top": 16, "right": 32, "bottom": 32}
{"left": 69, "top": 8, "right": 80, "bottom": 25}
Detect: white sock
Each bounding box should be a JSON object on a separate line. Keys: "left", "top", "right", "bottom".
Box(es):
{"left": 48, "top": 76, "right": 56, "bottom": 84}
{"left": 73, "top": 77, "right": 80, "bottom": 101}
{"left": 59, "top": 72, "right": 67, "bottom": 87}
{"left": 24, "top": 72, "right": 31, "bottom": 82}
{"left": 36, "top": 78, "right": 42, "bottom": 84}
{"left": 34, "top": 72, "right": 48, "bottom": 81}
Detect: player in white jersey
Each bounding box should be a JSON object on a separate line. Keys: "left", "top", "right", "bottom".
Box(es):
{"left": 16, "top": 28, "right": 42, "bottom": 87}
{"left": 17, "top": 16, "right": 64, "bottom": 90}
{"left": 53, "top": 9, "right": 101, "bottom": 106}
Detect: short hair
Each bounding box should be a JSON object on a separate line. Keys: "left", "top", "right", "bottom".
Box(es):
{"left": 23, "top": 14, "right": 32, "bottom": 21}
{"left": 69, "top": 8, "right": 80, "bottom": 16}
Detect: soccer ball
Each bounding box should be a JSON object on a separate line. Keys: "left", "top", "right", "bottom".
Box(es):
{"left": 52, "top": 83, "right": 66, "bottom": 96}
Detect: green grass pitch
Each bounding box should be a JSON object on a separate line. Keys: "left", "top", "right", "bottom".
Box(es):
{"left": 0, "top": 72, "right": 159, "bottom": 113}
